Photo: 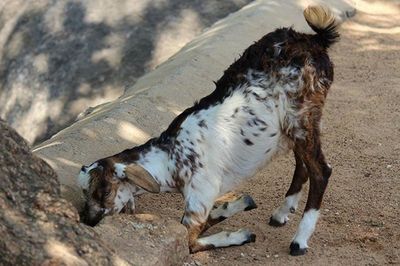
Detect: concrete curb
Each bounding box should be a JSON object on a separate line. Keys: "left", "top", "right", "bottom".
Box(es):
{"left": 33, "top": 0, "right": 355, "bottom": 210}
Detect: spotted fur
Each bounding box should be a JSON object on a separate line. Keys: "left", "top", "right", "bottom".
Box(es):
{"left": 78, "top": 5, "right": 338, "bottom": 255}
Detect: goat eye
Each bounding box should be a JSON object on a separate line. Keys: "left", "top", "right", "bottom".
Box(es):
{"left": 104, "top": 190, "right": 112, "bottom": 197}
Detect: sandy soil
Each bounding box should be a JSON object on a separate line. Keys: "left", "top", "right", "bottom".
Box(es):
{"left": 135, "top": 4, "right": 400, "bottom": 266}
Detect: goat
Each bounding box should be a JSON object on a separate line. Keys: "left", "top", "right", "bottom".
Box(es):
{"left": 78, "top": 5, "right": 339, "bottom": 256}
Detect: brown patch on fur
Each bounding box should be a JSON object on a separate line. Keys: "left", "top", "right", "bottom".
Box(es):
{"left": 187, "top": 223, "right": 214, "bottom": 253}
{"left": 87, "top": 159, "right": 120, "bottom": 210}
{"left": 292, "top": 62, "right": 333, "bottom": 211}
{"left": 285, "top": 151, "right": 309, "bottom": 197}
{"left": 172, "top": 174, "right": 185, "bottom": 191}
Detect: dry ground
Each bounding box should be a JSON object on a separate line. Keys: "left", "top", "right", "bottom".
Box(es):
{"left": 134, "top": 3, "right": 400, "bottom": 265}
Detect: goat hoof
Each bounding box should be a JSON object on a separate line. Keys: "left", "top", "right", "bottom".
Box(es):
{"left": 289, "top": 242, "right": 307, "bottom": 256}
{"left": 243, "top": 195, "right": 258, "bottom": 211}
{"left": 268, "top": 216, "right": 286, "bottom": 227}
{"left": 237, "top": 228, "right": 256, "bottom": 244}
{"left": 247, "top": 233, "right": 257, "bottom": 243}
{"left": 244, "top": 233, "right": 257, "bottom": 244}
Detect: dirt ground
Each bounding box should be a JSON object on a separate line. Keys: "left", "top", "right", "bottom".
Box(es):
{"left": 133, "top": 3, "right": 400, "bottom": 265}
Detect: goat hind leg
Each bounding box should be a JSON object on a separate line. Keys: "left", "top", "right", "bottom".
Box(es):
{"left": 290, "top": 141, "right": 332, "bottom": 256}
{"left": 270, "top": 151, "right": 308, "bottom": 227}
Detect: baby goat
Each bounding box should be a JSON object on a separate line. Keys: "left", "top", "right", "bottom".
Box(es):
{"left": 78, "top": 5, "right": 339, "bottom": 256}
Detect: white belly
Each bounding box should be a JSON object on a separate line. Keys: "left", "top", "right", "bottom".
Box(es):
{"left": 203, "top": 89, "right": 289, "bottom": 194}
{"left": 176, "top": 78, "right": 297, "bottom": 195}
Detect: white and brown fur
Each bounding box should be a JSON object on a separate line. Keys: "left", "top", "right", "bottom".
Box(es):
{"left": 78, "top": 5, "right": 339, "bottom": 256}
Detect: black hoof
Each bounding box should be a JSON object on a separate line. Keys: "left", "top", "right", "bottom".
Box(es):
{"left": 243, "top": 195, "right": 258, "bottom": 211}
{"left": 289, "top": 242, "right": 307, "bottom": 256}
{"left": 243, "top": 233, "right": 256, "bottom": 244}
{"left": 268, "top": 216, "right": 286, "bottom": 227}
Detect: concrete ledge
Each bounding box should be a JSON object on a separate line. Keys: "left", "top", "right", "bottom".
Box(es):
{"left": 33, "top": 0, "right": 355, "bottom": 210}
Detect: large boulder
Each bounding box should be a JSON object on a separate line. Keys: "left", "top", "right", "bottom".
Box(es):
{"left": 0, "top": 119, "right": 189, "bottom": 265}
{"left": 0, "top": 119, "right": 125, "bottom": 265}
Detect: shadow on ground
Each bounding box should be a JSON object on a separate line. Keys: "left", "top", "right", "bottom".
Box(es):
{"left": 0, "top": 0, "right": 252, "bottom": 144}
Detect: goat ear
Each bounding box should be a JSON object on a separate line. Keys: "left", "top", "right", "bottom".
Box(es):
{"left": 125, "top": 164, "right": 160, "bottom": 193}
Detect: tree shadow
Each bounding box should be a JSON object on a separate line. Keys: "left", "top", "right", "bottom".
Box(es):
{"left": 0, "top": 0, "right": 252, "bottom": 144}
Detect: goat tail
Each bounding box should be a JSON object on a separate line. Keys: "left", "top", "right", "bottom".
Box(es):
{"left": 303, "top": 5, "right": 339, "bottom": 48}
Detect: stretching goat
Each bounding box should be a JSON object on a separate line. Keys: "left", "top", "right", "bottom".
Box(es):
{"left": 78, "top": 5, "right": 338, "bottom": 255}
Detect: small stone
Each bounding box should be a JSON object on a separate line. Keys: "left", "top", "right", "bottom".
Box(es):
{"left": 274, "top": 254, "right": 279, "bottom": 258}
{"left": 386, "top": 165, "right": 392, "bottom": 169}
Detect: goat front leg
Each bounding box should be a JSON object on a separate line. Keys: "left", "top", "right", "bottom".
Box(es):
{"left": 206, "top": 194, "right": 257, "bottom": 229}
{"left": 290, "top": 137, "right": 332, "bottom": 256}
{"left": 270, "top": 151, "right": 308, "bottom": 226}
{"left": 181, "top": 184, "right": 256, "bottom": 253}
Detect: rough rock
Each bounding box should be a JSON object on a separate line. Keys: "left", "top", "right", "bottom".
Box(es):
{"left": 0, "top": 119, "right": 126, "bottom": 265}
{"left": 94, "top": 214, "right": 189, "bottom": 266}
{"left": 0, "top": 0, "right": 252, "bottom": 144}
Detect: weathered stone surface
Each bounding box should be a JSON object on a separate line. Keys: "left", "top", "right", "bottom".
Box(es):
{"left": 95, "top": 214, "right": 189, "bottom": 266}
{"left": 0, "top": 119, "right": 126, "bottom": 265}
